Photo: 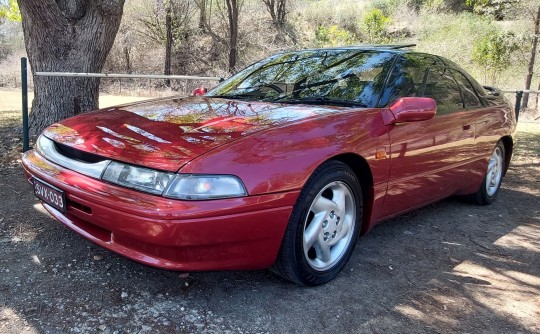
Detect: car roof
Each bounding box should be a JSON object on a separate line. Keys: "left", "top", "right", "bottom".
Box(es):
{"left": 287, "top": 44, "right": 417, "bottom": 54}
{"left": 278, "top": 45, "right": 463, "bottom": 70}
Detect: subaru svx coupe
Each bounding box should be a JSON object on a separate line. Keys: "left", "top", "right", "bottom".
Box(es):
{"left": 22, "top": 46, "right": 516, "bottom": 285}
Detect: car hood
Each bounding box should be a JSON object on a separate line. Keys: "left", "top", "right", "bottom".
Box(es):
{"left": 42, "top": 96, "right": 344, "bottom": 172}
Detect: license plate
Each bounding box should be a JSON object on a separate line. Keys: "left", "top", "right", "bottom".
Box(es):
{"left": 33, "top": 178, "right": 66, "bottom": 212}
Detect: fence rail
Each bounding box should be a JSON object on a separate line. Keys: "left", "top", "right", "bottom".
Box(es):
{"left": 35, "top": 72, "right": 223, "bottom": 81}
{"left": 500, "top": 89, "right": 540, "bottom": 94}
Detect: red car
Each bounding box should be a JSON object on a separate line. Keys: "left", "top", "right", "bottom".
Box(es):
{"left": 22, "top": 46, "right": 516, "bottom": 285}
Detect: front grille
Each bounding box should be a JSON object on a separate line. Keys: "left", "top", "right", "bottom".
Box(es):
{"left": 54, "top": 142, "right": 106, "bottom": 163}
{"left": 67, "top": 199, "right": 92, "bottom": 214}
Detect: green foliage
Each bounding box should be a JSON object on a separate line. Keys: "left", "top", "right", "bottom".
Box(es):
{"left": 315, "top": 25, "right": 356, "bottom": 47}
{"left": 362, "top": 8, "right": 391, "bottom": 43}
{"left": 368, "top": 0, "right": 403, "bottom": 16}
{"left": 465, "top": 0, "right": 514, "bottom": 20}
{"left": 472, "top": 29, "right": 518, "bottom": 84}
{"left": 416, "top": 12, "right": 490, "bottom": 73}
{"left": 0, "top": 0, "right": 21, "bottom": 22}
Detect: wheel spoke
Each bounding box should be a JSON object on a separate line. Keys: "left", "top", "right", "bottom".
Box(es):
{"left": 312, "top": 195, "right": 339, "bottom": 214}
{"left": 334, "top": 220, "right": 351, "bottom": 243}
{"left": 304, "top": 213, "right": 324, "bottom": 252}
{"left": 332, "top": 187, "right": 346, "bottom": 213}
{"left": 318, "top": 242, "right": 332, "bottom": 263}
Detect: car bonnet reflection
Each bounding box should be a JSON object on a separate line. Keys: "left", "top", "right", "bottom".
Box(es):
{"left": 43, "top": 97, "right": 349, "bottom": 172}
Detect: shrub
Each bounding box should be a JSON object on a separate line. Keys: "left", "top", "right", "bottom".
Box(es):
{"left": 315, "top": 25, "right": 357, "bottom": 47}
{"left": 362, "top": 8, "right": 391, "bottom": 43}
{"left": 472, "top": 29, "right": 518, "bottom": 84}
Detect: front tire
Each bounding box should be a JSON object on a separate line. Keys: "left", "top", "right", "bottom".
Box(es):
{"left": 271, "top": 161, "right": 362, "bottom": 285}
{"left": 468, "top": 141, "right": 505, "bottom": 205}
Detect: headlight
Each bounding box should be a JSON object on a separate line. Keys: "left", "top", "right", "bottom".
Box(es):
{"left": 102, "top": 161, "right": 175, "bottom": 195}
{"left": 163, "top": 174, "right": 247, "bottom": 200}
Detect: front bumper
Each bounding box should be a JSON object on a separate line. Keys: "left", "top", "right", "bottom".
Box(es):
{"left": 22, "top": 150, "right": 298, "bottom": 271}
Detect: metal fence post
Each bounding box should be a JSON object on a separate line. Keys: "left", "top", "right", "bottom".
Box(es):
{"left": 515, "top": 91, "right": 523, "bottom": 122}
{"left": 21, "top": 57, "right": 30, "bottom": 152}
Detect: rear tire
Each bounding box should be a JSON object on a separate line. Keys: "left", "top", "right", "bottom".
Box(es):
{"left": 467, "top": 141, "right": 505, "bottom": 205}
{"left": 271, "top": 161, "right": 362, "bottom": 285}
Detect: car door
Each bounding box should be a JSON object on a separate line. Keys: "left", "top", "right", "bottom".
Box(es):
{"left": 376, "top": 56, "right": 474, "bottom": 219}
{"left": 447, "top": 69, "right": 491, "bottom": 194}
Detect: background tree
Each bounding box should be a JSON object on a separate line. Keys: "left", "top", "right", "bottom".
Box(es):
{"left": 471, "top": 29, "right": 517, "bottom": 85}
{"left": 194, "top": 0, "right": 208, "bottom": 32}
{"left": 522, "top": 5, "right": 540, "bottom": 109}
{"left": 17, "top": 0, "right": 125, "bottom": 135}
{"left": 199, "top": 0, "right": 242, "bottom": 73}
{"left": 465, "top": 0, "right": 517, "bottom": 20}
{"left": 224, "top": 0, "right": 240, "bottom": 73}
{"left": 261, "top": 0, "right": 287, "bottom": 27}
{"left": 137, "top": 0, "right": 193, "bottom": 87}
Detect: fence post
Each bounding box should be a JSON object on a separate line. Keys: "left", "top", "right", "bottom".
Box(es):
{"left": 21, "top": 57, "right": 30, "bottom": 152}
{"left": 515, "top": 91, "right": 523, "bottom": 122}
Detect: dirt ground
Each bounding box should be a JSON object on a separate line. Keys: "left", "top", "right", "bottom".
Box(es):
{"left": 0, "top": 110, "right": 538, "bottom": 333}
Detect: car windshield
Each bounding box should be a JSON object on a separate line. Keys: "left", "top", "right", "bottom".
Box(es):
{"left": 206, "top": 50, "right": 397, "bottom": 108}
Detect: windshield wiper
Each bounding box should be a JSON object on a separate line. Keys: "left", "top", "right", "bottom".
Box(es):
{"left": 274, "top": 97, "right": 367, "bottom": 108}
{"left": 206, "top": 93, "right": 256, "bottom": 100}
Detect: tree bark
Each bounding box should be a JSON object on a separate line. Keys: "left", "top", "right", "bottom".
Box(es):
{"left": 123, "top": 46, "right": 132, "bottom": 74}
{"left": 262, "top": 0, "right": 287, "bottom": 27}
{"left": 225, "top": 0, "right": 239, "bottom": 73}
{"left": 164, "top": 4, "right": 173, "bottom": 87}
{"left": 17, "top": 0, "right": 125, "bottom": 135}
{"left": 522, "top": 5, "right": 540, "bottom": 109}
{"left": 197, "top": 0, "right": 207, "bottom": 32}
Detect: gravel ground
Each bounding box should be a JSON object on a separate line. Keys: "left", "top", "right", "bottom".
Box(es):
{"left": 0, "top": 120, "right": 538, "bottom": 334}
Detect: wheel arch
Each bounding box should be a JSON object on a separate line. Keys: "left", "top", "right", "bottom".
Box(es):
{"left": 330, "top": 153, "right": 374, "bottom": 236}
{"left": 500, "top": 135, "right": 513, "bottom": 176}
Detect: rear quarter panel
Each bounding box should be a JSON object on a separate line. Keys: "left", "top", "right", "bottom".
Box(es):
{"left": 469, "top": 103, "right": 516, "bottom": 190}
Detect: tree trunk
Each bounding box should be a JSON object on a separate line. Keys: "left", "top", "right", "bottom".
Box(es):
{"left": 123, "top": 46, "right": 132, "bottom": 74}
{"left": 198, "top": 0, "right": 207, "bottom": 32}
{"left": 522, "top": 5, "right": 540, "bottom": 109}
{"left": 164, "top": 5, "right": 173, "bottom": 87}
{"left": 225, "top": 0, "right": 239, "bottom": 73}
{"left": 18, "top": 0, "right": 125, "bottom": 136}
{"left": 262, "top": 0, "right": 287, "bottom": 27}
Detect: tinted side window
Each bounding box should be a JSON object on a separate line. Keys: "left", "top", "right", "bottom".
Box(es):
{"left": 379, "top": 53, "right": 443, "bottom": 107}
{"left": 423, "top": 67, "right": 464, "bottom": 115}
{"left": 451, "top": 70, "right": 482, "bottom": 108}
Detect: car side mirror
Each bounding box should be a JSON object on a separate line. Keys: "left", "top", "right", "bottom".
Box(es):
{"left": 193, "top": 86, "right": 207, "bottom": 96}
{"left": 384, "top": 97, "right": 437, "bottom": 125}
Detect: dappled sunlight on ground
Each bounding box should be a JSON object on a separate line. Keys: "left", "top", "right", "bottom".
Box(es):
{"left": 0, "top": 308, "right": 39, "bottom": 333}
{"left": 393, "top": 218, "right": 540, "bottom": 332}
{"left": 494, "top": 222, "right": 540, "bottom": 253}
{"left": 453, "top": 258, "right": 539, "bottom": 330}
{"left": 32, "top": 203, "right": 51, "bottom": 218}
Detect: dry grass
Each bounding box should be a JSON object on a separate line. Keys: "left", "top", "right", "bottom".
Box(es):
{"left": 0, "top": 89, "right": 153, "bottom": 114}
